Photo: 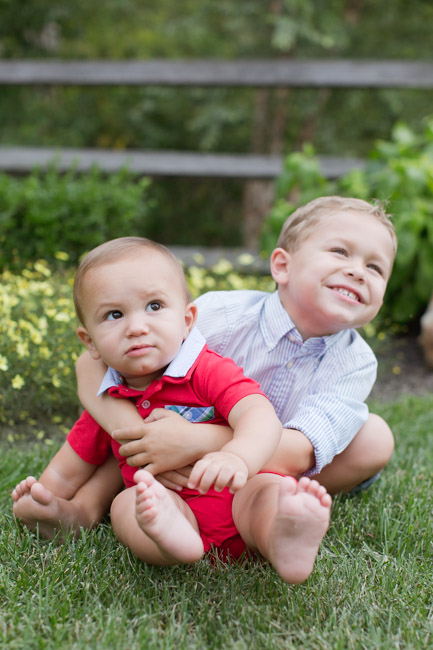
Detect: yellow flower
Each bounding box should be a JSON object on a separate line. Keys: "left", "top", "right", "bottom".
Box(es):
{"left": 54, "top": 312, "right": 72, "bottom": 323}
{"left": 34, "top": 261, "right": 51, "bottom": 277}
{"left": 211, "top": 258, "right": 233, "bottom": 275}
{"left": 16, "top": 342, "right": 30, "bottom": 358}
{"left": 237, "top": 253, "right": 255, "bottom": 266}
{"left": 0, "top": 355, "right": 9, "bottom": 371}
{"left": 11, "top": 375, "right": 25, "bottom": 390}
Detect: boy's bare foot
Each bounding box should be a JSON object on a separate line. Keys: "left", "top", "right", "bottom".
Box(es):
{"left": 12, "top": 477, "right": 84, "bottom": 540}
{"left": 134, "top": 469, "right": 204, "bottom": 563}
{"left": 269, "top": 476, "right": 332, "bottom": 584}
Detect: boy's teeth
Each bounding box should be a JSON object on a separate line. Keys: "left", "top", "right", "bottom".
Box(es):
{"left": 336, "top": 288, "right": 358, "bottom": 301}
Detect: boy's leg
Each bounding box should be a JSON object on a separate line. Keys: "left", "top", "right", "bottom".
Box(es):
{"left": 110, "top": 469, "right": 204, "bottom": 565}
{"left": 232, "top": 474, "right": 331, "bottom": 584}
{"left": 12, "top": 443, "right": 122, "bottom": 539}
{"left": 313, "top": 413, "right": 394, "bottom": 494}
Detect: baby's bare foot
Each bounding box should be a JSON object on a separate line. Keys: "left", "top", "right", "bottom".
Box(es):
{"left": 269, "top": 476, "right": 331, "bottom": 584}
{"left": 12, "top": 476, "right": 38, "bottom": 502}
{"left": 134, "top": 469, "right": 203, "bottom": 563}
{"left": 12, "top": 478, "right": 82, "bottom": 540}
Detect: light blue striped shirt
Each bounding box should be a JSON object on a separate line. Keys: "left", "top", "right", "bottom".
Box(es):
{"left": 195, "top": 290, "right": 377, "bottom": 474}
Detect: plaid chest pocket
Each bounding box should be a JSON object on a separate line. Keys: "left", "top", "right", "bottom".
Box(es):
{"left": 164, "top": 405, "right": 215, "bottom": 422}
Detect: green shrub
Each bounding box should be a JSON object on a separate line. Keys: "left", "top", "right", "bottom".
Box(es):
{"left": 0, "top": 261, "right": 81, "bottom": 428}
{"left": 0, "top": 166, "right": 153, "bottom": 270}
{"left": 261, "top": 117, "right": 433, "bottom": 326}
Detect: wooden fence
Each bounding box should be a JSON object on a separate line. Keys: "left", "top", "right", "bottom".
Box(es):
{"left": 1, "top": 59, "right": 433, "bottom": 250}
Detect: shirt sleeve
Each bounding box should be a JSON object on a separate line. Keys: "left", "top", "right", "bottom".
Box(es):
{"left": 285, "top": 347, "right": 377, "bottom": 475}
{"left": 67, "top": 410, "right": 112, "bottom": 466}
{"left": 193, "top": 348, "right": 267, "bottom": 423}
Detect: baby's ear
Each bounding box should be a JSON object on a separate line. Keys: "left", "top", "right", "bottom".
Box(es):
{"left": 184, "top": 302, "right": 198, "bottom": 338}
{"left": 270, "top": 248, "right": 291, "bottom": 285}
{"left": 76, "top": 327, "right": 101, "bottom": 360}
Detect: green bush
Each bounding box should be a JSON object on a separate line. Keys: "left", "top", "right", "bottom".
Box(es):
{"left": 261, "top": 117, "right": 433, "bottom": 326}
{"left": 0, "top": 261, "right": 81, "bottom": 429}
{"left": 0, "top": 166, "right": 153, "bottom": 270}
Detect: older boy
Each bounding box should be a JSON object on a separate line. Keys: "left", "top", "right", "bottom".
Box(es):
{"left": 13, "top": 237, "right": 331, "bottom": 581}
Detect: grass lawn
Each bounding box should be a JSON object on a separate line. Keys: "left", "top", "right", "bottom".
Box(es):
{"left": 1, "top": 394, "right": 433, "bottom": 650}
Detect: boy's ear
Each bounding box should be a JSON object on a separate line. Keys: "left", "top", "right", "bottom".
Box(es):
{"left": 270, "top": 247, "right": 291, "bottom": 285}
{"left": 184, "top": 302, "right": 198, "bottom": 339}
{"left": 76, "top": 327, "right": 101, "bottom": 360}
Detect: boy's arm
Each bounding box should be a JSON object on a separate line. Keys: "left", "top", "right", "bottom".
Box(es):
{"left": 76, "top": 352, "right": 139, "bottom": 432}
{"left": 263, "top": 428, "right": 315, "bottom": 477}
{"left": 76, "top": 351, "right": 234, "bottom": 475}
{"left": 188, "top": 394, "right": 282, "bottom": 494}
{"left": 270, "top": 344, "right": 378, "bottom": 477}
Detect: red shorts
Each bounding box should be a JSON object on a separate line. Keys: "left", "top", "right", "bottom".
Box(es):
{"left": 180, "top": 470, "right": 288, "bottom": 560}
{"left": 179, "top": 486, "right": 247, "bottom": 560}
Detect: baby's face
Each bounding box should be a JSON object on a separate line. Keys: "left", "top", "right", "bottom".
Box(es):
{"left": 276, "top": 211, "right": 395, "bottom": 340}
{"left": 77, "top": 251, "right": 195, "bottom": 390}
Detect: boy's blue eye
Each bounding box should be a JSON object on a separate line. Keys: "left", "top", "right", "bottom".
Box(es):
{"left": 146, "top": 301, "right": 162, "bottom": 312}
{"left": 368, "top": 263, "right": 384, "bottom": 276}
{"left": 107, "top": 310, "right": 123, "bottom": 320}
{"left": 332, "top": 247, "right": 347, "bottom": 256}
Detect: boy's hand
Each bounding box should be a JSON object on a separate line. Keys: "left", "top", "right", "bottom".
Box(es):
{"left": 112, "top": 409, "right": 199, "bottom": 475}
{"left": 187, "top": 451, "right": 249, "bottom": 494}
{"left": 154, "top": 465, "right": 193, "bottom": 491}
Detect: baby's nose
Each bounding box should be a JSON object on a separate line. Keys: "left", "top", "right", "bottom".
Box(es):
{"left": 126, "top": 314, "right": 149, "bottom": 335}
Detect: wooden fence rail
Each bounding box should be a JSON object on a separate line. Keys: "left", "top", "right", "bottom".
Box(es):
{"left": 1, "top": 59, "right": 433, "bottom": 247}
{"left": 1, "top": 59, "right": 433, "bottom": 87}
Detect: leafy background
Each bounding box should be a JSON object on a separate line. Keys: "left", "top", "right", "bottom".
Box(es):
{"left": 1, "top": 0, "right": 433, "bottom": 246}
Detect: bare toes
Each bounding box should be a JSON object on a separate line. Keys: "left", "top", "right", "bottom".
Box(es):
{"left": 12, "top": 476, "right": 37, "bottom": 501}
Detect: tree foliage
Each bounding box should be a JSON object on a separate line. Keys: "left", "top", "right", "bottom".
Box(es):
{"left": 0, "top": 1, "right": 432, "bottom": 249}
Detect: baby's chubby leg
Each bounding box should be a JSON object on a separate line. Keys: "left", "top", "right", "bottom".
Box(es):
{"left": 233, "top": 474, "right": 331, "bottom": 584}
{"left": 12, "top": 442, "right": 122, "bottom": 539}
{"left": 110, "top": 469, "right": 204, "bottom": 565}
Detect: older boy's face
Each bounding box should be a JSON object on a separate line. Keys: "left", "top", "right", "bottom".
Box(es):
{"left": 76, "top": 251, "right": 196, "bottom": 390}
{"left": 274, "top": 211, "right": 395, "bottom": 340}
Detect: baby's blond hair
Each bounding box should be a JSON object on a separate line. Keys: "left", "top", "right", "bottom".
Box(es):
{"left": 73, "top": 236, "right": 191, "bottom": 325}
{"left": 277, "top": 196, "right": 397, "bottom": 255}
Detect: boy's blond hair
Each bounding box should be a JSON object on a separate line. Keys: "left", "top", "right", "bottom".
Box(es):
{"left": 73, "top": 236, "right": 191, "bottom": 325}
{"left": 277, "top": 196, "right": 397, "bottom": 255}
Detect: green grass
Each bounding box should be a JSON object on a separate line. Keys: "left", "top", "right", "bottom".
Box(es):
{"left": 2, "top": 394, "right": 433, "bottom": 649}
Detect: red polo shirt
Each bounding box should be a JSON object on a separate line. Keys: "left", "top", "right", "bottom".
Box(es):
{"left": 68, "top": 340, "right": 265, "bottom": 488}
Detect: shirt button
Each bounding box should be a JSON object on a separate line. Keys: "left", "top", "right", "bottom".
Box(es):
{"left": 184, "top": 411, "right": 192, "bottom": 420}
{"left": 286, "top": 360, "right": 294, "bottom": 369}
{"left": 142, "top": 400, "right": 151, "bottom": 408}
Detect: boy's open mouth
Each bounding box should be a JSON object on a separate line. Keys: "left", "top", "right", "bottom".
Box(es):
{"left": 331, "top": 286, "right": 363, "bottom": 303}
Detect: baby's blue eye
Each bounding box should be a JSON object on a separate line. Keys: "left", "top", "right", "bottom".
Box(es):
{"left": 146, "top": 302, "right": 162, "bottom": 312}
{"left": 107, "top": 310, "right": 123, "bottom": 320}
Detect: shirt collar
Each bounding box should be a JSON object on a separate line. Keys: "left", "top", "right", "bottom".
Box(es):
{"left": 260, "top": 290, "right": 344, "bottom": 353}
{"left": 260, "top": 291, "right": 302, "bottom": 351}
{"left": 97, "top": 326, "right": 206, "bottom": 395}
{"left": 164, "top": 326, "right": 206, "bottom": 377}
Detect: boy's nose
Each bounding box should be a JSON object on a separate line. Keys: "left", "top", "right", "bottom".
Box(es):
{"left": 125, "top": 314, "right": 150, "bottom": 336}
{"left": 345, "top": 262, "right": 365, "bottom": 281}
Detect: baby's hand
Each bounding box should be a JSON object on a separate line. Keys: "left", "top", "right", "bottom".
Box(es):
{"left": 187, "top": 451, "right": 248, "bottom": 494}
